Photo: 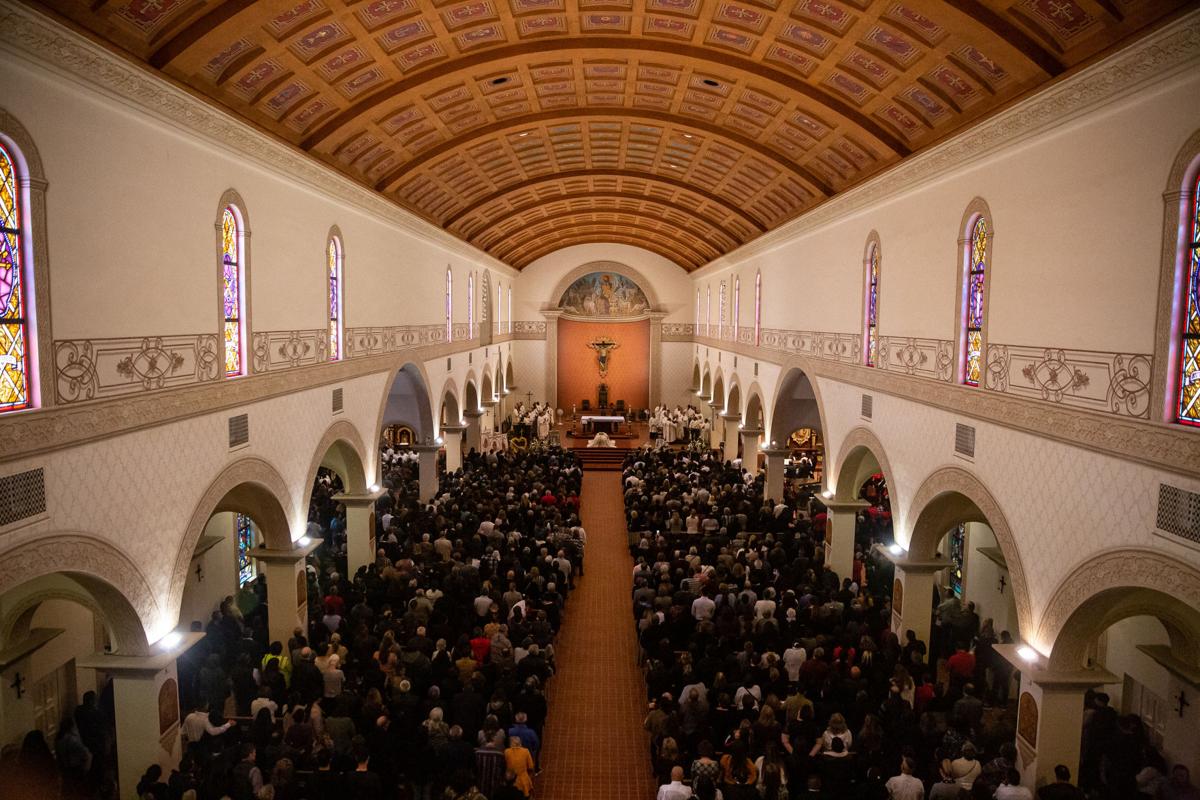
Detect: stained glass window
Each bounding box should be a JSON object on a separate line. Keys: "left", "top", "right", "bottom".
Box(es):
{"left": 467, "top": 271, "right": 475, "bottom": 339}
{"left": 865, "top": 243, "right": 880, "bottom": 367}
{"left": 236, "top": 513, "right": 256, "bottom": 586}
{"left": 0, "top": 142, "right": 30, "bottom": 413}
{"left": 948, "top": 523, "right": 966, "bottom": 598}
{"left": 446, "top": 267, "right": 453, "bottom": 342}
{"left": 222, "top": 206, "right": 244, "bottom": 376}
{"left": 1179, "top": 173, "right": 1200, "bottom": 425}
{"left": 963, "top": 217, "right": 989, "bottom": 386}
{"left": 327, "top": 236, "right": 342, "bottom": 361}
{"left": 695, "top": 288, "right": 701, "bottom": 330}
{"left": 733, "top": 276, "right": 740, "bottom": 341}
{"left": 719, "top": 281, "right": 727, "bottom": 339}
{"left": 754, "top": 271, "right": 762, "bottom": 347}
{"left": 706, "top": 285, "right": 711, "bottom": 336}
{"left": 507, "top": 286, "right": 512, "bottom": 333}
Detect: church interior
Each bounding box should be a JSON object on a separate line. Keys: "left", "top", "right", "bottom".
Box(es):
{"left": 1, "top": 0, "right": 1199, "bottom": 798}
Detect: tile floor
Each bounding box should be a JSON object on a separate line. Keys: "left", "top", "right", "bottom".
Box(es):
{"left": 534, "top": 470, "right": 658, "bottom": 800}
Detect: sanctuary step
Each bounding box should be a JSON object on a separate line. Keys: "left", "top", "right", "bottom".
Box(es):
{"left": 572, "top": 446, "right": 628, "bottom": 471}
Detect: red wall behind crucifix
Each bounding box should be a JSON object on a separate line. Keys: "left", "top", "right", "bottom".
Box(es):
{"left": 557, "top": 318, "right": 650, "bottom": 411}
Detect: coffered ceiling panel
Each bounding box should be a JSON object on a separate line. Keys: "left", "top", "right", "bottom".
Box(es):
{"left": 26, "top": 0, "right": 1190, "bottom": 270}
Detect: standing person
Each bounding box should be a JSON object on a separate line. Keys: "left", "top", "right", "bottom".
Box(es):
{"left": 1037, "top": 765, "right": 1085, "bottom": 800}
{"left": 658, "top": 765, "right": 694, "bottom": 800}
{"left": 885, "top": 757, "right": 924, "bottom": 800}
{"left": 504, "top": 736, "right": 535, "bottom": 797}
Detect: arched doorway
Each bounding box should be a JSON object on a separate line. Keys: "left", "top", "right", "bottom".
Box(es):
{"left": 1026, "top": 550, "right": 1200, "bottom": 789}
{"left": 766, "top": 367, "right": 828, "bottom": 501}
{"left": 305, "top": 420, "right": 371, "bottom": 583}
{"left": 377, "top": 362, "right": 435, "bottom": 446}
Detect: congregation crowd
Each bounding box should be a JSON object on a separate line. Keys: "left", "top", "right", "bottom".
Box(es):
{"left": 8, "top": 442, "right": 586, "bottom": 800}
{"left": 620, "top": 446, "right": 1199, "bottom": 800}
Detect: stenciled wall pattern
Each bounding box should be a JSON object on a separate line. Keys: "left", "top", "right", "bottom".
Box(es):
{"left": 252, "top": 330, "right": 328, "bottom": 373}
{"left": 54, "top": 335, "right": 221, "bottom": 404}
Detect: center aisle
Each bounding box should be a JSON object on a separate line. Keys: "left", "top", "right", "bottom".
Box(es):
{"left": 534, "top": 468, "right": 658, "bottom": 800}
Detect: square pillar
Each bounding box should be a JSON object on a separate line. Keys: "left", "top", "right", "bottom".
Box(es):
{"left": 78, "top": 633, "right": 204, "bottom": 800}
{"left": 482, "top": 400, "right": 497, "bottom": 433}
{"left": 253, "top": 539, "right": 321, "bottom": 648}
{"left": 887, "top": 557, "right": 949, "bottom": 656}
{"left": 761, "top": 447, "right": 788, "bottom": 502}
{"left": 824, "top": 499, "right": 868, "bottom": 584}
{"left": 722, "top": 413, "right": 741, "bottom": 462}
{"left": 441, "top": 424, "right": 466, "bottom": 473}
{"left": 740, "top": 428, "right": 763, "bottom": 475}
{"left": 413, "top": 444, "right": 441, "bottom": 503}
{"left": 990, "top": 646, "right": 1114, "bottom": 792}
{"left": 463, "top": 410, "right": 483, "bottom": 455}
{"left": 334, "top": 489, "right": 385, "bottom": 578}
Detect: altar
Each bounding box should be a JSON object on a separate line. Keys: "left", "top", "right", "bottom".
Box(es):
{"left": 581, "top": 415, "right": 625, "bottom": 435}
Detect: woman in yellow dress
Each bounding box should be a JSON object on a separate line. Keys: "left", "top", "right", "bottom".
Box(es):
{"left": 504, "top": 735, "right": 536, "bottom": 797}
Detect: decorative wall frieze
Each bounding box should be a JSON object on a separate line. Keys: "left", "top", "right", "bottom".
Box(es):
{"left": 693, "top": 331, "right": 1199, "bottom": 479}
{"left": 984, "top": 344, "right": 1152, "bottom": 420}
{"left": 661, "top": 322, "right": 695, "bottom": 342}
{"left": 53, "top": 335, "right": 220, "bottom": 404}
{"left": 251, "top": 330, "right": 327, "bottom": 374}
{"left": 689, "top": 9, "right": 1200, "bottom": 277}
{"left": 758, "top": 327, "right": 861, "bottom": 365}
{"left": 0, "top": 1, "right": 516, "bottom": 278}
{"left": 344, "top": 324, "right": 447, "bottom": 358}
{"left": 878, "top": 336, "right": 954, "bottom": 382}
{"left": 510, "top": 320, "right": 547, "bottom": 339}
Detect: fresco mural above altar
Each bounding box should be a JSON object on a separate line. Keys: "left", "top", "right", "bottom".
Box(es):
{"left": 558, "top": 272, "right": 650, "bottom": 317}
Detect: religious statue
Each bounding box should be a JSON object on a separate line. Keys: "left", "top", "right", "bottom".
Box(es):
{"left": 587, "top": 337, "right": 619, "bottom": 378}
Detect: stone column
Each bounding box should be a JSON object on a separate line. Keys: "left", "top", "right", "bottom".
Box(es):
{"left": 541, "top": 310, "right": 562, "bottom": 409}
{"left": 413, "top": 444, "right": 441, "bottom": 503}
{"left": 649, "top": 311, "right": 666, "bottom": 410}
{"left": 761, "top": 447, "right": 789, "bottom": 502}
{"left": 441, "top": 424, "right": 466, "bottom": 473}
{"left": 823, "top": 499, "right": 868, "bottom": 584}
{"left": 482, "top": 400, "right": 497, "bottom": 433}
{"left": 708, "top": 401, "right": 722, "bottom": 450}
{"left": 722, "top": 413, "right": 742, "bottom": 462}
{"left": 740, "top": 428, "right": 763, "bottom": 474}
{"left": 334, "top": 489, "right": 385, "bottom": 578}
{"left": 463, "top": 410, "right": 484, "bottom": 454}
{"left": 79, "top": 634, "right": 204, "bottom": 800}
{"left": 993, "top": 645, "right": 1114, "bottom": 790}
{"left": 887, "top": 556, "right": 949, "bottom": 653}
{"left": 253, "top": 539, "right": 321, "bottom": 648}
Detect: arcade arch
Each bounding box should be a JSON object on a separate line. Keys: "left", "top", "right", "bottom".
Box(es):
{"left": 377, "top": 362, "right": 436, "bottom": 446}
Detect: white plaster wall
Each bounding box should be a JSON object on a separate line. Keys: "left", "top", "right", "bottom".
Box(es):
{"left": 511, "top": 340, "right": 548, "bottom": 404}
{"left": 0, "top": 56, "right": 515, "bottom": 339}
{"left": 514, "top": 243, "right": 693, "bottom": 322}
{"left": 961, "top": 523, "right": 1019, "bottom": 639}
{"left": 691, "top": 63, "right": 1200, "bottom": 354}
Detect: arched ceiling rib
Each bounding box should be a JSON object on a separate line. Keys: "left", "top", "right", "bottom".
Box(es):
{"left": 34, "top": 0, "right": 1191, "bottom": 272}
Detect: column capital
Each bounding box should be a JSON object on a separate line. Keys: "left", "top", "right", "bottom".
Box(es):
{"left": 77, "top": 632, "right": 206, "bottom": 675}
{"left": 411, "top": 443, "right": 442, "bottom": 454}
{"left": 760, "top": 447, "right": 789, "bottom": 458}
{"left": 739, "top": 427, "right": 764, "bottom": 437}
{"left": 252, "top": 537, "right": 322, "bottom": 564}
{"left": 721, "top": 412, "right": 742, "bottom": 422}
{"left": 824, "top": 499, "right": 870, "bottom": 512}
{"left": 333, "top": 489, "right": 386, "bottom": 506}
{"left": 887, "top": 554, "right": 950, "bottom": 572}
{"left": 441, "top": 424, "right": 467, "bottom": 434}
{"left": 481, "top": 400, "right": 497, "bottom": 407}
{"left": 463, "top": 409, "right": 484, "bottom": 419}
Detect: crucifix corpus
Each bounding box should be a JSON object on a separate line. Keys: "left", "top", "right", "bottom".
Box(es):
{"left": 587, "top": 337, "right": 620, "bottom": 378}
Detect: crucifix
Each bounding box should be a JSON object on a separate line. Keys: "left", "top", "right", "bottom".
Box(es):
{"left": 195, "top": 562, "right": 205, "bottom": 582}
{"left": 997, "top": 574, "right": 1006, "bottom": 595}
{"left": 1176, "top": 690, "right": 1190, "bottom": 718}
{"left": 587, "top": 337, "right": 620, "bottom": 378}
{"left": 10, "top": 672, "right": 25, "bottom": 699}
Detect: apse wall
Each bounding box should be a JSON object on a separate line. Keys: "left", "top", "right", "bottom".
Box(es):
{"left": 556, "top": 319, "right": 650, "bottom": 411}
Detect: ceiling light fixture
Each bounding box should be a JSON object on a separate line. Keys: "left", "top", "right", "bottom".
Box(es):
{"left": 491, "top": 76, "right": 509, "bottom": 86}
{"left": 702, "top": 78, "right": 720, "bottom": 88}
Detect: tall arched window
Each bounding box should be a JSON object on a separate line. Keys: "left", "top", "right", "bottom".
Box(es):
{"left": 467, "top": 271, "right": 475, "bottom": 339}
{"left": 960, "top": 213, "right": 990, "bottom": 386}
{"left": 706, "top": 285, "right": 712, "bottom": 336}
{"left": 327, "top": 234, "right": 343, "bottom": 361}
{"left": 497, "top": 280, "right": 503, "bottom": 333}
{"left": 719, "top": 281, "right": 727, "bottom": 339}
{"left": 733, "top": 276, "right": 740, "bottom": 342}
{"left": 1177, "top": 170, "right": 1200, "bottom": 425}
{"left": 446, "top": 266, "right": 453, "bottom": 342}
{"left": 754, "top": 270, "right": 762, "bottom": 346}
{"left": 221, "top": 204, "right": 246, "bottom": 377}
{"left": 695, "top": 288, "right": 701, "bottom": 331}
{"left": 864, "top": 240, "right": 880, "bottom": 367}
{"left": 0, "top": 141, "right": 30, "bottom": 412}
{"left": 507, "top": 286, "right": 512, "bottom": 333}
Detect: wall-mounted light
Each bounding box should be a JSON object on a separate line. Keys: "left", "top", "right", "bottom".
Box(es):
{"left": 369, "top": 483, "right": 380, "bottom": 493}
{"left": 435, "top": 436, "right": 444, "bottom": 445}
{"left": 887, "top": 543, "right": 904, "bottom": 557}
{"left": 1017, "top": 645, "right": 1039, "bottom": 663}
{"left": 821, "top": 490, "right": 832, "bottom": 499}
{"left": 159, "top": 631, "right": 183, "bottom": 651}
{"left": 298, "top": 536, "right": 312, "bottom": 548}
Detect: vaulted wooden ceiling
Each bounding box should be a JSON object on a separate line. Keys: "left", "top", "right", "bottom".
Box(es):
{"left": 28, "top": 0, "right": 1189, "bottom": 270}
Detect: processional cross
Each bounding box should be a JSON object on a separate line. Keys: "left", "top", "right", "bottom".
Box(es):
{"left": 587, "top": 337, "right": 620, "bottom": 378}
